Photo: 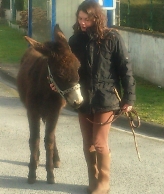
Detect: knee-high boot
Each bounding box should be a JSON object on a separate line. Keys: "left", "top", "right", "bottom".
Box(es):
{"left": 84, "top": 150, "right": 99, "bottom": 193}
{"left": 92, "top": 152, "right": 111, "bottom": 194}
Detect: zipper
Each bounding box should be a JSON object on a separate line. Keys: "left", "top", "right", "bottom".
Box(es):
{"left": 86, "top": 39, "right": 94, "bottom": 107}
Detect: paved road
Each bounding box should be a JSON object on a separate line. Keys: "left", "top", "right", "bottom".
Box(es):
{"left": 0, "top": 77, "right": 164, "bottom": 194}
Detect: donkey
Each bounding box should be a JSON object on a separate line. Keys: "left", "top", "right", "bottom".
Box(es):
{"left": 17, "top": 24, "right": 83, "bottom": 184}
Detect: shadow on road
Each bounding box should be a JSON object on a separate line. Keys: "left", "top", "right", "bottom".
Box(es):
{"left": 0, "top": 159, "right": 46, "bottom": 168}
{"left": 0, "top": 96, "right": 22, "bottom": 108}
{"left": 0, "top": 175, "right": 87, "bottom": 193}
{"left": 0, "top": 159, "right": 28, "bottom": 167}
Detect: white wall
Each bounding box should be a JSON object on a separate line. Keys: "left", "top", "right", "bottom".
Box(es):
{"left": 56, "top": 0, "right": 83, "bottom": 40}
{"left": 4, "top": 9, "right": 12, "bottom": 20}
{"left": 116, "top": 27, "right": 164, "bottom": 87}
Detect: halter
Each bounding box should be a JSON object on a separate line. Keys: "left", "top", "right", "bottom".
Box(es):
{"left": 47, "top": 65, "right": 80, "bottom": 99}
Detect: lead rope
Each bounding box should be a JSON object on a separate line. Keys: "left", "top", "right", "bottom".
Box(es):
{"left": 113, "top": 88, "right": 141, "bottom": 161}
{"left": 87, "top": 88, "right": 141, "bottom": 161}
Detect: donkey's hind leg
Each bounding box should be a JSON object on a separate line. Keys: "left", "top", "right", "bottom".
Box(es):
{"left": 27, "top": 110, "right": 40, "bottom": 184}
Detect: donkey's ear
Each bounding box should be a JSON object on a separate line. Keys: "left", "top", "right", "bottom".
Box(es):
{"left": 24, "top": 36, "right": 42, "bottom": 47}
{"left": 54, "top": 24, "right": 67, "bottom": 41}
{"left": 24, "top": 36, "right": 49, "bottom": 56}
{"left": 54, "top": 24, "right": 71, "bottom": 50}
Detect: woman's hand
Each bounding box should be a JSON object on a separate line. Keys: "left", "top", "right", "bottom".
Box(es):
{"left": 50, "top": 83, "right": 57, "bottom": 92}
{"left": 47, "top": 77, "right": 57, "bottom": 92}
{"left": 122, "top": 104, "right": 132, "bottom": 112}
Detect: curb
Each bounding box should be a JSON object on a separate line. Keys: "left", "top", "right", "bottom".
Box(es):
{"left": 0, "top": 67, "right": 17, "bottom": 86}
{"left": 0, "top": 67, "right": 163, "bottom": 141}
{"left": 113, "top": 115, "right": 164, "bottom": 140}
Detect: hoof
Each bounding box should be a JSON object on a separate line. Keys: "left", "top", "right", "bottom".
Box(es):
{"left": 36, "top": 160, "right": 39, "bottom": 167}
{"left": 47, "top": 171, "right": 55, "bottom": 184}
{"left": 54, "top": 161, "right": 60, "bottom": 168}
{"left": 28, "top": 171, "right": 36, "bottom": 184}
{"left": 87, "top": 188, "right": 91, "bottom": 194}
{"left": 47, "top": 177, "right": 55, "bottom": 184}
{"left": 28, "top": 177, "right": 36, "bottom": 184}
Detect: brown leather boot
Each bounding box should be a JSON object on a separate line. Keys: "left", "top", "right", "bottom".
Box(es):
{"left": 92, "top": 152, "right": 111, "bottom": 194}
{"left": 84, "top": 151, "right": 99, "bottom": 194}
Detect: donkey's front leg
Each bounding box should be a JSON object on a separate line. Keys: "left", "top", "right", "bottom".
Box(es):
{"left": 27, "top": 111, "right": 40, "bottom": 184}
{"left": 44, "top": 117, "right": 58, "bottom": 184}
{"left": 53, "top": 134, "right": 61, "bottom": 168}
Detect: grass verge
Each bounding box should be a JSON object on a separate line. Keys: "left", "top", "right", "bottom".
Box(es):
{"left": 135, "top": 77, "right": 164, "bottom": 125}
{"left": 0, "top": 22, "right": 27, "bottom": 66}
{"left": 0, "top": 21, "right": 164, "bottom": 126}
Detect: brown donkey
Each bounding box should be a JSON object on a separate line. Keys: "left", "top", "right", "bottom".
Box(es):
{"left": 17, "top": 24, "right": 83, "bottom": 184}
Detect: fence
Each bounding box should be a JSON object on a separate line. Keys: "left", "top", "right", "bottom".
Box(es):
{"left": 23, "top": 0, "right": 82, "bottom": 41}
{"left": 120, "top": 0, "right": 164, "bottom": 33}
{"left": 26, "top": 0, "right": 51, "bottom": 41}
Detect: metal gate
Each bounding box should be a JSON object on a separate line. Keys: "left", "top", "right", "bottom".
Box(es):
{"left": 27, "top": 0, "right": 54, "bottom": 42}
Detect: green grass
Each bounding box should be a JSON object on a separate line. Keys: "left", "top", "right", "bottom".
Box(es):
{"left": 135, "top": 77, "right": 164, "bottom": 125}
{"left": 119, "top": 0, "right": 164, "bottom": 125}
{"left": 0, "top": 22, "right": 27, "bottom": 65}
{"left": 0, "top": 22, "right": 164, "bottom": 126}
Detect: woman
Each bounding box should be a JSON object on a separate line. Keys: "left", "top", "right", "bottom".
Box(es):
{"left": 52, "top": 1, "right": 136, "bottom": 193}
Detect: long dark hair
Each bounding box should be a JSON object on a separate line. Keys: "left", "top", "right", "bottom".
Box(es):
{"left": 73, "top": 0, "right": 107, "bottom": 40}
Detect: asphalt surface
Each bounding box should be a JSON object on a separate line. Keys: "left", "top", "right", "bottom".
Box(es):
{"left": 0, "top": 65, "right": 163, "bottom": 141}
{"left": 0, "top": 76, "right": 164, "bottom": 194}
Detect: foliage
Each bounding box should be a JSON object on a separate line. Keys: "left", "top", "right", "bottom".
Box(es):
{"left": 23, "top": 0, "right": 47, "bottom": 10}
{"left": 15, "top": 0, "right": 24, "bottom": 11}
{"left": 24, "top": 0, "right": 28, "bottom": 10}
{"left": 120, "top": 0, "right": 164, "bottom": 33}
{"left": 1, "top": 0, "right": 10, "bottom": 9}
{"left": 32, "top": 0, "right": 47, "bottom": 10}
{"left": 1, "top": 0, "right": 24, "bottom": 11}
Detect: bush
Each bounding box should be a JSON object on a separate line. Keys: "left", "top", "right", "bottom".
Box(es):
{"left": 1, "top": 0, "right": 24, "bottom": 11}
{"left": 1, "top": 0, "right": 10, "bottom": 9}
{"left": 120, "top": 0, "right": 164, "bottom": 33}
{"left": 15, "top": 0, "right": 24, "bottom": 11}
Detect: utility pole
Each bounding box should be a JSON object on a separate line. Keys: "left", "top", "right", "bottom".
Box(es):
{"left": 12, "top": 0, "right": 16, "bottom": 21}
{"left": 51, "top": 0, "right": 56, "bottom": 41}
{"left": 28, "top": 0, "right": 32, "bottom": 37}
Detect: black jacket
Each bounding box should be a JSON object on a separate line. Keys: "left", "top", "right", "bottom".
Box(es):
{"left": 69, "top": 29, "right": 136, "bottom": 114}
